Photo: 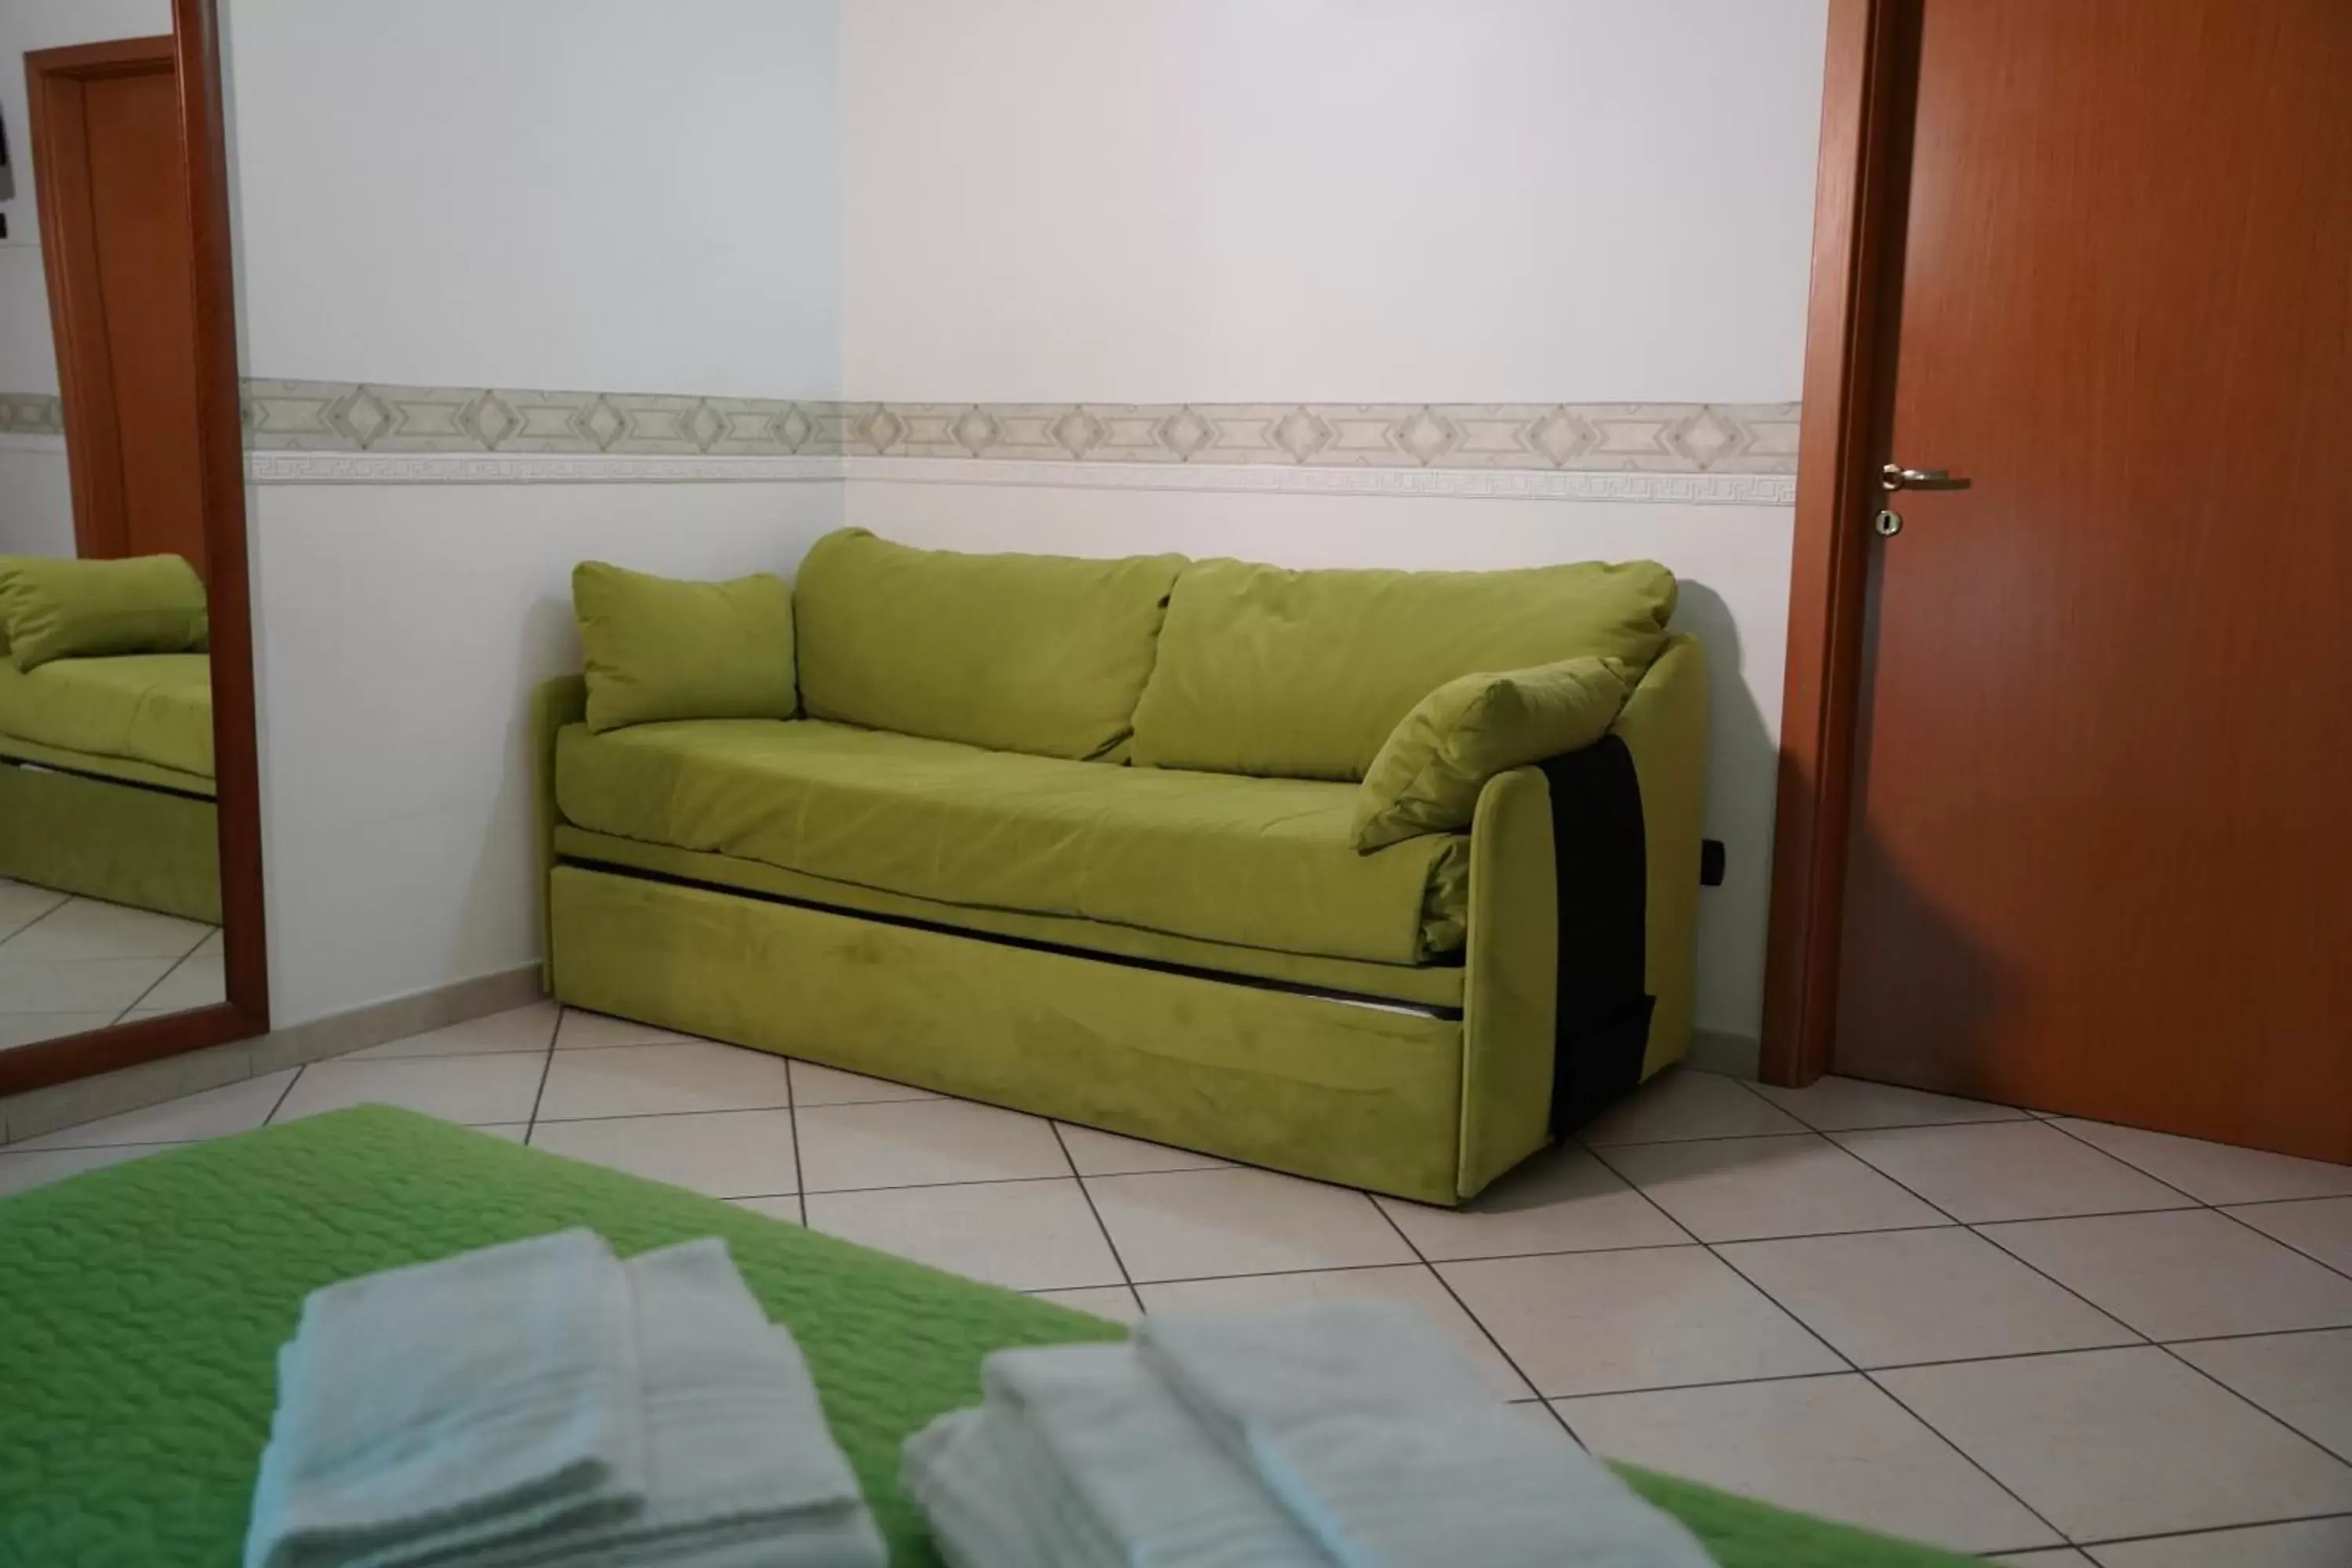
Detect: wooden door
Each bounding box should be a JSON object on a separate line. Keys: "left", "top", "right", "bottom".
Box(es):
{"left": 1831, "top": 0, "right": 2352, "bottom": 1159}
{"left": 27, "top": 35, "right": 207, "bottom": 578}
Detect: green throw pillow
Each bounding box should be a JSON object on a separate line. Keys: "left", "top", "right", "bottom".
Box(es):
{"left": 0, "top": 554, "right": 209, "bottom": 672}
{"left": 1352, "top": 656, "right": 1635, "bottom": 851}
{"left": 572, "top": 561, "right": 797, "bottom": 734}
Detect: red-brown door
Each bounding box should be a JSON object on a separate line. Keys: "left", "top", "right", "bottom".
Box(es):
{"left": 1832, "top": 0, "right": 2352, "bottom": 1160}
{"left": 27, "top": 35, "right": 207, "bottom": 579}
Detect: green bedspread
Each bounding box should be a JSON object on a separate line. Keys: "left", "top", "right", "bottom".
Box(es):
{"left": 0, "top": 1108, "right": 1975, "bottom": 1566}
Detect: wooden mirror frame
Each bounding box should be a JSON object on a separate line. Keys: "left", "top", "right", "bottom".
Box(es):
{"left": 0, "top": 0, "right": 268, "bottom": 1097}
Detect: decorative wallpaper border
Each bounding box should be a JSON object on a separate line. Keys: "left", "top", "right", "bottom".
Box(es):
{"left": 0, "top": 393, "right": 65, "bottom": 437}
{"left": 5, "top": 380, "right": 1802, "bottom": 503}
{"left": 242, "top": 379, "right": 1799, "bottom": 474}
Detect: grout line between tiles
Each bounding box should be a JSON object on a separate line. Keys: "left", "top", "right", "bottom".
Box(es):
{"left": 2209, "top": 1202, "right": 2352, "bottom": 1287}
{"left": 1051, "top": 1121, "right": 1136, "bottom": 1290}
{"left": 1855, "top": 1368, "right": 2072, "bottom": 1553}
{"left": 263, "top": 1065, "right": 305, "bottom": 1125}
{"left": 2208, "top": 1189, "right": 2352, "bottom": 1211}
{"left": 262, "top": 1067, "right": 303, "bottom": 1126}
{"left": 785, "top": 1057, "right": 809, "bottom": 1220}
{"left": 2150, "top": 1339, "right": 2352, "bottom": 1471}
{"left": 2065, "top": 1506, "right": 2352, "bottom": 1552}
{"left": 1366, "top": 1191, "right": 1551, "bottom": 1406}
{"left": 2029, "top": 1118, "right": 2223, "bottom": 1211}
{"left": 523, "top": 1038, "right": 557, "bottom": 1142}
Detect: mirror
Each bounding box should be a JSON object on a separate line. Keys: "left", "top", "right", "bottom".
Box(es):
{"left": 0, "top": 0, "right": 263, "bottom": 1085}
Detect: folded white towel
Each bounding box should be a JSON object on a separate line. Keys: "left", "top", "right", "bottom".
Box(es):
{"left": 903, "top": 1341, "right": 1330, "bottom": 1568}
{"left": 245, "top": 1229, "right": 646, "bottom": 1568}
{"left": 1137, "top": 1301, "right": 1713, "bottom": 1568}
{"left": 459, "top": 1239, "right": 884, "bottom": 1568}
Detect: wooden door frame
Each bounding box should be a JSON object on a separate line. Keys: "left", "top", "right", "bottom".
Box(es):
{"left": 1759, "top": 0, "right": 1909, "bottom": 1087}
{"left": 24, "top": 32, "right": 176, "bottom": 563}
{"left": 0, "top": 0, "right": 270, "bottom": 1097}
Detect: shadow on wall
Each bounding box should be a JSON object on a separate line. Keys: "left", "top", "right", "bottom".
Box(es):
{"left": 1671, "top": 579, "right": 1777, "bottom": 1058}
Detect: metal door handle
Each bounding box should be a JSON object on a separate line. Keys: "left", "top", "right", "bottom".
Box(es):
{"left": 1882, "top": 463, "right": 1972, "bottom": 492}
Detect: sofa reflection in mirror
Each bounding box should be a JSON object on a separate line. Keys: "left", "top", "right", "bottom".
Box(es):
{"left": 0, "top": 552, "right": 220, "bottom": 1048}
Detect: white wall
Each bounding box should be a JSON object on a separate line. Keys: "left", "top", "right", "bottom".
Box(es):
{"left": 843, "top": 0, "right": 1824, "bottom": 404}
{"left": 251, "top": 483, "right": 840, "bottom": 1026}
{"left": 0, "top": 449, "right": 74, "bottom": 557}
{"left": 222, "top": 0, "right": 847, "bottom": 1025}
{"left": 840, "top": 0, "right": 1827, "bottom": 1041}
{"left": 228, "top": 0, "right": 840, "bottom": 398}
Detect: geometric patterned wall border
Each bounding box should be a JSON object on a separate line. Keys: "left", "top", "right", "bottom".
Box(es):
{"left": 242, "top": 379, "right": 1798, "bottom": 475}
{"left": 8, "top": 381, "right": 1803, "bottom": 504}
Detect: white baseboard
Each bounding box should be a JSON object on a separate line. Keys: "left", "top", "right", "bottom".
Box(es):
{"left": 0, "top": 964, "right": 543, "bottom": 1146}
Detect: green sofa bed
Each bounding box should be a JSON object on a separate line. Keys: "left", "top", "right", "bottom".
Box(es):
{"left": 535, "top": 528, "right": 1708, "bottom": 1204}
{"left": 0, "top": 555, "right": 220, "bottom": 924}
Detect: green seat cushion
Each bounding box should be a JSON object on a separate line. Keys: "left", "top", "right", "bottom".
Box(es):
{"left": 0, "top": 1108, "right": 1979, "bottom": 1567}
{"left": 572, "top": 561, "right": 797, "bottom": 733}
{"left": 0, "top": 652, "right": 213, "bottom": 779}
{"left": 555, "top": 717, "right": 1468, "bottom": 964}
{"left": 793, "top": 528, "right": 1185, "bottom": 761}
{"left": 1354, "top": 655, "right": 1635, "bottom": 851}
{"left": 1131, "top": 557, "right": 1678, "bottom": 781}
{"left": 0, "top": 553, "right": 209, "bottom": 672}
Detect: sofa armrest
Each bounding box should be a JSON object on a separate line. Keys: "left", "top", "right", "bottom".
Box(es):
{"left": 1613, "top": 634, "right": 1708, "bottom": 1080}
{"left": 532, "top": 675, "right": 588, "bottom": 986}
{"left": 1458, "top": 764, "right": 1559, "bottom": 1196}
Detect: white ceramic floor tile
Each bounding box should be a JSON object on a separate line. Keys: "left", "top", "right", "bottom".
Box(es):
{"left": 797, "top": 1098, "right": 1069, "bottom": 1192}
{"left": 348, "top": 1002, "right": 561, "bottom": 1059}
{"left": 0, "top": 1012, "right": 116, "bottom": 1049}
{"left": 2052, "top": 1120, "right": 2352, "bottom": 1207}
{"left": 786, "top": 1059, "right": 941, "bottom": 1106}
{"left": 1748, "top": 1073, "right": 2035, "bottom": 1132}
{"left": 2228, "top": 1196, "right": 2352, "bottom": 1273}
{"left": 0, "top": 879, "right": 67, "bottom": 940}
{"left": 1833, "top": 1120, "right": 2192, "bottom": 1224}
{"left": 805, "top": 1178, "right": 1120, "bottom": 1291}
{"left": 553, "top": 1008, "right": 703, "bottom": 1049}
{"left": 1374, "top": 1144, "right": 1689, "bottom": 1261}
{"left": 1600, "top": 1133, "right": 1946, "bottom": 1243}
{"left": 9, "top": 1069, "right": 294, "bottom": 1149}
{"left": 2087, "top": 1517, "right": 2352, "bottom": 1568}
{"left": 1577, "top": 1069, "right": 1805, "bottom": 1145}
{"left": 528, "top": 1109, "right": 797, "bottom": 1200}
{"left": 271, "top": 1054, "right": 545, "bottom": 1127}
{"left": 193, "top": 928, "right": 223, "bottom": 957}
{"left": 535, "top": 1042, "right": 790, "bottom": 1121}
{"left": 0, "top": 956, "right": 173, "bottom": 1014}
{"left": 1992, "top": 1552, "right": 2095, "bottom": 1565}
{"left": 0, "top": 899, "right": 210, "bottom": 962}
{"left": 2172, "top": 1329, "right": 2352, "bottom": 1462}
{"left": 1032, "top": 1286, "right": 1144, "bottom": 1326}
{"left": 1055, "top": 1121, "right": 1232, "bottom": 1176}
{"left": 1138, "top": 1264, "right": 1535, "bottom": 1399}
{"left": 1557, "top": 1374, "right": 2060, "bottom": 1554}
{"left": 1877, "top": 1346, "right": 2352, "bottom": 1542}
{"left": 1980, "top": 1209, "right": 2352, "bottom": 1341}
{"left": 0, "top": 1140, "right": 187, "bottom": 1197}
{"left": 731, "top": 1195, "right": 803, "bottom": 1225}
{"left": 140, "top": 953, "right": 226, "bottom": 1011}
{"left": 1437, "top": 1246, "right": 1844, "bottom": 1397}
{"left": 1717, "top": 1226, "right": 2140, "bottom": 1368}
{"left": 1083, "top": 1167, "right": 1415, "bottom": 1284}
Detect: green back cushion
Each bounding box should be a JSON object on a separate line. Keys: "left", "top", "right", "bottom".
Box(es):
{"left": 1131, "top": 557, "right": 1678, "bottom": 780}
{"left": 572, "top": 561, "right": 797, "bottom": 734}
{"left": 793, "top": 528, "right": 1185, "bottom": 760}
{"left": 1352, "top": 655, "right": 1635, "bottom": 851}
{"left": 0, "top": 554, "right": 209, "bottom": 672}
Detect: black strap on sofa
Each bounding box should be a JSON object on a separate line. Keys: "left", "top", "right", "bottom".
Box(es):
{"left": 1541, "top": 737, "right": 1655, "bottom": 1134}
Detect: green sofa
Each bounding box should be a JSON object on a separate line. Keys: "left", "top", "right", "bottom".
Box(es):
{"left": 0, "top": 647, "right": 220, "bottom": 926}
{"left": 535, "top": 529, "right": 1708, "bottom": 1204}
